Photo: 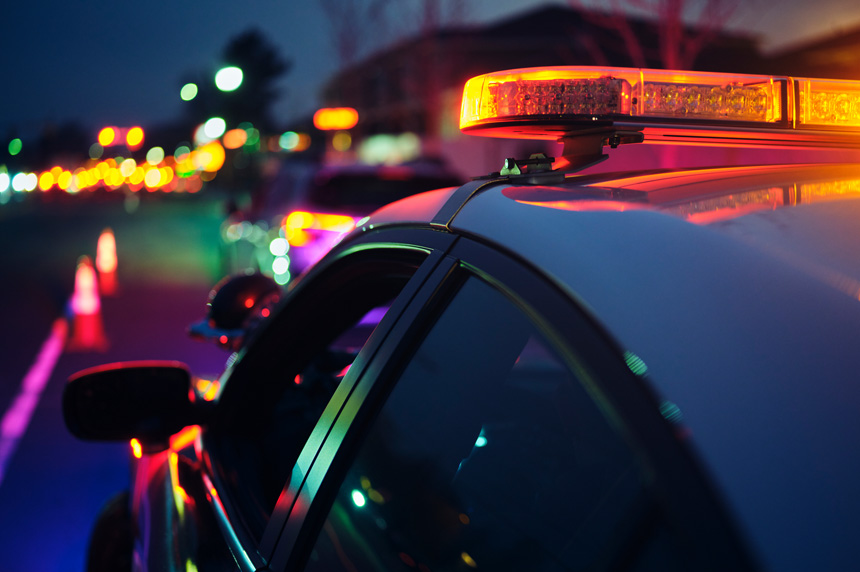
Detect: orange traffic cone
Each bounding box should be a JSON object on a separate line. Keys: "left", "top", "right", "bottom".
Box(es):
{"left": 96, "top": 227, "right": 118, "bottom": 295}
{"left": 66, "top": 255, "right": 108, "bottom": 352}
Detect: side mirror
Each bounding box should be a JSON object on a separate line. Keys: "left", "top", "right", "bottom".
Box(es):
{"left": 63, "top": 361, "right": 209, "bottom": 450}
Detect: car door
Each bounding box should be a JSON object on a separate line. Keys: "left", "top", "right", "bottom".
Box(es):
{"left": 192, "top": 227, "right": 457, "bottom": 570}
{"left": 265, "top": 236, "right": 759, "bottom": 572}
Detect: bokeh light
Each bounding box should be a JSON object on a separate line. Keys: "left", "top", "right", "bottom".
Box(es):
{"left": 98, "top": 127, "right": 117, "bottom": 147}
{"left": 129, "top": 166, "right": 145, "bottom": 186}
{"left": 358, "top": 132, "right": 421, "bottom": 165}
{"left": 38, "top": 171, "right": 55, "bottom": 191}
{"left": 8, "top": 138, "right": 22, "bottom": 156}
{"left": 89, "top": 143, "right": 104, "bottom": 159}
{"left": 272, "top": 256, "right": 290, "bottom": 275}
{"left": 126, "top": 127, "right": 144, "bottom": 148}
{"left": 57, "top": 170, "right": 72, "bottom": 191}
{"left": 269, "top": 238, "right": 289, "bottom": 256}
{"left": 194, "top": 141, "right": 226, "bottom": 172}
{"left": 11, "top": 173, "right": 24, "bottom": 192}
{"left": 120, "top": 158, "right": 137, "bottom": 178}
{"left": 245, "top": 128, "right": 260, "bottom": 148}
{"left": 313, "top": 107, "right": 359, "bottom": 130}
{"left": 223, "top": 128, "right": 248, "bottom": 149}
{"left": 146, "top": 146, "right": 165, "bottom": 165}
{"left": 197, "top": 118, "right": 226, "bottom": 144}
{"left": 215, "top": 66, "right": 243, "bottom": 92}
{"left": 175, "top": 145, "right": 191, "bottom": 161}
{"left": 332, "top": 131, "right": 352, "bottom": 152}
{"left": 12, "top": 173, "right": 32, "bottom": 193}
{"left": 180, "top": 83, "right": 198, "bottom": 101}
{"left": 279, "top": 131, "right": 299, "bottom": 151}
{"left": 144, "top": 168, "right": 162, "bottom": 189}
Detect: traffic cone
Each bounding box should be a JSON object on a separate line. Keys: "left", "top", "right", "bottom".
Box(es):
{"left": 66, "top": 255, "right": 108, "bottom": 352}
{"left": 96, "top": 227, "right": 118, "bottom": 296}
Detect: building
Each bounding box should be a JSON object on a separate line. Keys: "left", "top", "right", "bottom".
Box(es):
{"left": 765, "top": 25, "right": 860, "bottom": 80}
{"left": 319, "top": 4, "right": 767, "bottom": 175}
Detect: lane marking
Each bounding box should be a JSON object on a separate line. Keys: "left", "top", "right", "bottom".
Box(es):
{"left": 0, "top": 318, "right": 68, "bottom": 488}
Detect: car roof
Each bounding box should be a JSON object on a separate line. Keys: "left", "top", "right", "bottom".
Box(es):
{"left": 360, "top": 161, "right": 860, "bottom": 570}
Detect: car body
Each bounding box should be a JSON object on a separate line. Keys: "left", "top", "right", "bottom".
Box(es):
{"left": 220, "top": 158, "right": 463, "bottom": 283}
{"left": 65, "top": 66, "right": 860, "bottom": 572}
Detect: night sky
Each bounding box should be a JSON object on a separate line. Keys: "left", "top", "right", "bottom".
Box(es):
{"left": 2, "top": 0, "right": 859, "bottom": 141}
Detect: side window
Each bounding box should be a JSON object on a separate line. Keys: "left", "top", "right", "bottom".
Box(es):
{"left": 303, "top": 276, "right": 685, "bottom": 571}
{"left": 213, "top": 252, "right": 425, "bottom": 541}
{"left": 256, "top": 304, "right": 390, "bottom": 505}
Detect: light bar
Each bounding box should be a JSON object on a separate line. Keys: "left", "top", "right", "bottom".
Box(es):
{"left": 460, "top": 66, "right": 860, "bottom": 146}
{"left": 797, "top": 78, "right": 860, "bottom": 127}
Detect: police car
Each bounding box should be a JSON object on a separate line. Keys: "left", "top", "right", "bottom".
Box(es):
{"left": 64, "top": 66, "right": 860, "bottom": 571}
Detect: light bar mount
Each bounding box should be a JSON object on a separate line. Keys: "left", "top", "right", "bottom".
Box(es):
{"left": 556, "top": 127, "right": 644, "bottom": 171}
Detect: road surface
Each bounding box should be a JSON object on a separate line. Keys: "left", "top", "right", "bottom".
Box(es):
{"left": 0, "top": 189, "right": 234, "bottom": 571}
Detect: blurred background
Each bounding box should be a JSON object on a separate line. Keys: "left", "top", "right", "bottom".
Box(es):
{"left": 2, "top": 0, "right": 860, "bottom": 569}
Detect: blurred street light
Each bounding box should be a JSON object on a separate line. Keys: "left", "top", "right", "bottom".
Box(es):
{"left": 203, "top": 117, "right": 227, "bottom": 140}
{"left": 215, "top": 66, "right": 243, "bottom": 92}
{"left": 180, "top": 82, "right": 198, "bottom": 101}
{"left": 8, "top": 138, "right": 22, "bottom": 156}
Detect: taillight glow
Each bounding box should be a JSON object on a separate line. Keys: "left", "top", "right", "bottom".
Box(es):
{"left": 126, "top": 127, "right": 144, "bottom": 148}
{"left": 169, "top": 425, "right": 201, "bottom": 451}
{"left": 194, "top": 378, "right": 220, "bottom": 401}
{"left": 130, "top": 438, "right": 143, "bottom": 459}
{"left": 98, "top": 127, "right": 117, "bottom": 147}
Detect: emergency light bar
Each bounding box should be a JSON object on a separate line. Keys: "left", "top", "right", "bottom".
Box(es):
{"left": 460, "top": 67, "right": 860, "bottom": 149}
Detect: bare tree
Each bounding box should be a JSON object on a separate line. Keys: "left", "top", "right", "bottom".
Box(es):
{"left": 569, "top": 0, "right": 743, "bottom": 69}
{"left": 319, "top": 0, "right": 470, "bottom": 148}
{"left": 320, "top": 0, "right": 394, "bottom": 67}
{"left": 320, "top": 0, "right": 471, "bottom": 67}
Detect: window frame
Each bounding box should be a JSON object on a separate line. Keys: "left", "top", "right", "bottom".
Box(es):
{"left": 197, "top": 227, "right": 458, "bottom": 570}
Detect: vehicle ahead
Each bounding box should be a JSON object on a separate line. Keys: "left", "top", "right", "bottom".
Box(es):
{"left": 221, "top": 158, "right": 463, "bottom": 283}
{"left": 65, "top": 65, "right": 860, "bottom": 572}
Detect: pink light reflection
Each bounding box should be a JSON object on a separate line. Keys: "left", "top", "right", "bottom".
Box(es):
{"left": 0, "top": 318, "right": 68, "bottom": 486}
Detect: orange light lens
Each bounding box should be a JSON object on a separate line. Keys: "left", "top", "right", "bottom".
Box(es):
{"left": 460, "top": 66, "right": 783, "bottom": 136}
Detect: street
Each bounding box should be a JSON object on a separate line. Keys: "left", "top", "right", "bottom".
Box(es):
{"left": 0, "top": 189, "right": 233, "bottom": 571}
